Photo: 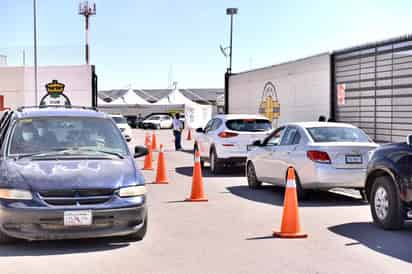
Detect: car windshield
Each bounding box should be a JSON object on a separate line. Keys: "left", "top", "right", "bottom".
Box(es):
{"left": 226, "top": 119, "right": 272, "bottom": 132}
{"left": 9, "top": 117, "right": 129, "bottom": 157}
{"left": 307, "top": 126, "right": 371, "bottom": 143}
{"left": 148, "top": 116, "right": 160, "bottom": 120}
{"left": 111, "top": 116, "right": 127, "bottom": 124}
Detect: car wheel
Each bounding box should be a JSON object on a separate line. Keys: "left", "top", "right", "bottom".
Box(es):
{"left": 247, "top": 162, "right": 261, "bottom": 189}
{"left": 0, "top": 230, "right": 15, "bottom": 244}
{"left": 127, "top": 215, "right": 148, "bottom": 241}
{"left": 210, "top": 149, "right": 222, "bottom": 174}
{"left": 370, "top": 176, "right": 404, "bottom": 230}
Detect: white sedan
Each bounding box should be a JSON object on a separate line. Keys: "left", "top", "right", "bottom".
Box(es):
{"left": 141, "top": 114, "right": 173, "bottom": 129}
{"left": 246, "top": 122, "right": 379, "bottom": 199}
{"left": 194, "top": 114, "right": 273, "bottom": 174}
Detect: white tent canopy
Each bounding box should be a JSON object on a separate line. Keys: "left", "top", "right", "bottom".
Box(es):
{"left": 98, "top": 88, "right": 212, "bottom": 129}
{"left": 99, "top": 89, "right": 150, "bottom": 105}
{"left": 122, "top": 88, "right": 150, "bottom": 105}
{"left": 153, "top": 88, "right": 193, "bottom": 106}
{"left": 153, "top": 89, "right": 212, "bottom": 129}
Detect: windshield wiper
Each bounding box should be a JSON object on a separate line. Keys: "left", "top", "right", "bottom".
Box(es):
{"left": 15, "top": 147, "right": 124, "bottom": 160}
{"left": 15, "top": 148, "right": 75, "bottom": 160}
{"left": 77, "top": 148, "right": 124, "bottom": 159}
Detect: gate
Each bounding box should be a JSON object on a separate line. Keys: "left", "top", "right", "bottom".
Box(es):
{"left": 332, "top": 35, "right": 412, "bottom": 142}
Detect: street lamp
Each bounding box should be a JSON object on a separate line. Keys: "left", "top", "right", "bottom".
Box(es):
{"left": 78, "top": 1, "right": 96, "bottom": 65}
{"left": 226, "top": 8, "right": 237, "bottom": 73}
{"left": 33, "top": 0, "right": 38, "bottom": 105}
{"left": 224, "top": 8, "right": 238, "bottom": 114}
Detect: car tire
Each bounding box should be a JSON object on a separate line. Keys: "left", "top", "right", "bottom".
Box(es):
{"left": 0, "top": 230, "right": 15, "bottom": 244}
{"left": 127, "top": 215, "right": 148, "bottom": 241}
{"left": 247, "top": 162, "right": 261, "bottom": 189}
{"left": 370, "top": 176, "right": 404, "bottom": 230}
{"left": 210, "top": 149, "right": 222, "bottom": 174}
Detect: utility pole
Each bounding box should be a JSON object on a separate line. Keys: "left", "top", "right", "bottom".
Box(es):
{"left": 78, "top": 1, "right": 96, "bottom": 65}
{"left": 224, "top": 8, "right": 238, "bottom": 114}
{"left": 33, "top": 0, "right": 38, "bottom": 105}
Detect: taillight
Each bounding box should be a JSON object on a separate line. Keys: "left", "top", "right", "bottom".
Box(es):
{"left": 218, "top": 131, "right": 238, "bottom": 138}
{"left": 307, "top": 150, "right": 331, "bottom": 164}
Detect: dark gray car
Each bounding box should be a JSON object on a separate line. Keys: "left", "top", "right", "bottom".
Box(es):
{"left": 0, "top": 107, "right": 148, "bottom": 242}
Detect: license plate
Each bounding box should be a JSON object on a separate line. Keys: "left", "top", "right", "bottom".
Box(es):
{"left": 345, "top": 155, "right": 362, "bottom": 164}
{"left": 64, "top": 210, "right": 92, "bottom": 226}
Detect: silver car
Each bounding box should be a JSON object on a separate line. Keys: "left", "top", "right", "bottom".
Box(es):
{"left": 246, "top": 122, "right": 379, "bottom": 199}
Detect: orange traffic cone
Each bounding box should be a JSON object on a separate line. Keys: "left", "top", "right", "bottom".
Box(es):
{"left": 273, "top": 167, "right": 307, "bottom": 238}
{"left": 154, "top": 144, "right": 168, "bottom": 184}
{"left": 151, "top": 131, "right": 157, "bottom": 151}
{"left": 186, "top": 129, "right": 192, "bottom": 141}
{"left": 186, "top": 150, "right": 208, "bottom": 202}
{"left": 142, "top": 145, "right": 154, "bottom": 170}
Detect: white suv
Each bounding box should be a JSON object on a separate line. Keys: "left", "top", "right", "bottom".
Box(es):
{"left": 110, "top": 114, "right": 132, "bottom": 142}
{"left": 194, "top": 115, "right": 272, "bottom": 173}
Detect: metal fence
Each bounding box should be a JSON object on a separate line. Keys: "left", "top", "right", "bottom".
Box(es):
{"left": 332, "top": 35, "right": 412, "bottom": 143}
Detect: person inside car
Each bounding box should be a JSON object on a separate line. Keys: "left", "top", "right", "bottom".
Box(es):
{"left": 10, "top": 122, "right": 40, "bottom": 154}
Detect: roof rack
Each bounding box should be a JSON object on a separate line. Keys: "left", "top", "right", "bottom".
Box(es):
{"left": 16, "top": 105, "right": 99, "bottom": 112}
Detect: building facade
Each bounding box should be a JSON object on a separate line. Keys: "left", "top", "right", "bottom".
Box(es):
{"left": 227, "top": 34, "right": 412, "bottom": 142}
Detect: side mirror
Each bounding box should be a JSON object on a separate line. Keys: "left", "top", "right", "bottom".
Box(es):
{"left": 252, "top": 140, "right": 262, "bottom": 146}
{"left": 134, "top": 146, "right": 148, "bottom": 158}
{"left": 407, "top": 135, "right": 412, "bottom": 145}
{"left": 196, "top": 128, "right": 204, "bottom": 133}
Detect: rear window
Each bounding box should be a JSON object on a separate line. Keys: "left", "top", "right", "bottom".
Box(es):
{"left": 307, "top": 127, "right": 371, "bottom": 143}
{"left": 226, "top": 119, "right": 272, "bottom": 132}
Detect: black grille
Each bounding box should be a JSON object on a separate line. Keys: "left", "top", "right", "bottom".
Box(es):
{"left": 38, "top": 189, "right": 114, "bottom": 206}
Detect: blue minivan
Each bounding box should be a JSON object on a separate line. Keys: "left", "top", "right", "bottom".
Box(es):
{"left": 0, "top": 106, "right": 148, "bottom": 242}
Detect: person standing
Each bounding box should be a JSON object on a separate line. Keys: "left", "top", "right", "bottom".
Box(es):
{"left": 173, "top": 113, "right": 183, "bottom": 151}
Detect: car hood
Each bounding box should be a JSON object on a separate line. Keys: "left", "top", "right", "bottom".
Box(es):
{"left": 0, "top": 158, "right": 141, "bottom": 191}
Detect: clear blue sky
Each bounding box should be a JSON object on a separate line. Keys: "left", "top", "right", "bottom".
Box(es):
{"left": 1, "top": 0, "right": 412, "bottom": 90}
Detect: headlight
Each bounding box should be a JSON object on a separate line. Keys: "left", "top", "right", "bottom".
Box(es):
{"left": 0, "top": 189, "right": 33, "bottom": 200}
{"left": 118, "top": 185, "right": 146, "bottom": 197}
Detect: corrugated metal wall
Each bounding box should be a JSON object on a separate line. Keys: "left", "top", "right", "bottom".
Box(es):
{"left": 333, "top": 36, "right": 412, "bottom": 143}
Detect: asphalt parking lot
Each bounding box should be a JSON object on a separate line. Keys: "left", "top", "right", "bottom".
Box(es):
{"left": 1, "top": 128, "right": 411, "bottom": 274}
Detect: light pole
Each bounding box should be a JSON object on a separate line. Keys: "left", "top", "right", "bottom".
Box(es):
{"left": 224, "top": 8, "right": 238, "bottom": 114}
{"left": 78, "top": 1, "right": 96, "bottom": 65}
{"left": 33, "top": 0, "right": 38, "bottom": 105}
{"left": 226, "top": 8, "right": 237, "bottom": 73}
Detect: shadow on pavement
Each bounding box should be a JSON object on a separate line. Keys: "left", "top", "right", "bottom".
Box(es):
{"left": 180, "top": 149, "right": 194, "bottom": 154}
{"left": 0, "top": 237, "right": 131, "bottom": 257}
{"left": 175, "top": 166, "right": 245, "bottom": 178}
{"left": 227, "top": 185, "right": 367, "bottom": 207}
{"left": 245, "top": 235, "right": 277, "bottom": 240}
{"left": 165, "top": 200, "right": 189, "bottom": 203}
{"left": 329, "top": 222, "right": 412, "bottom": 263}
